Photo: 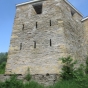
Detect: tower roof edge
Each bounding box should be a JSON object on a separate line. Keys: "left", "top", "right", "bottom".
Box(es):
{"left": 81, "top": 16, "right": 88, "bottom": 22}
{"left": 64, "top": 0, "right": 83, "bottom": 17}
{"left": 16, "top": 0, "right": 45, "bottom": 7}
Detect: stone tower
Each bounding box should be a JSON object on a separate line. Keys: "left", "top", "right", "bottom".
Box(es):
{"left": 82, "top": 17, "right": 88, "bottom": 55}
{"left": 5, "top": 0, "right": 87, "bottom": 75}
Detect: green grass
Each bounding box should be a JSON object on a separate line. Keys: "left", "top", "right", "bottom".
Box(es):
{"left": 47, "top": 75, "right": 88, "bottom": 88}
{"left": 51, "top": 80, "right": 79, "bottom": 88}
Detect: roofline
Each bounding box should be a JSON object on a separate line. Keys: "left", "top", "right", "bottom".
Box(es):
{"left": 16, "top": 0, "right": 83, "bottom": 17}
{"left": 81, "top": 17, "right": 88, "bottom": 22}
{"left": 16, "top": 0, "right": 45, "bottom": 7}
{"left": 64, "top": 0, "right": 83, "bottom": 17}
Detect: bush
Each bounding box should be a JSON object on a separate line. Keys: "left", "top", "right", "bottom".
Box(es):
{"left": 0, "top": 75, "right": 23, "bottom": 88}
{"left": 24, "top": 68, "right": 31, "bottom": 81}
{"left": 74, "top": 64, "right": 85, "bottom": 82}
{"left": 85, "top": 56, "right": 88, "bottom": 74}
{"left": 0, "top": 52, "right": 7, "bottom": 74}
{"left": 0, "top": 75, "right": 44, "bottom": 88}
{"left": 60, "top": 56, "right": 77, "bottom": 80}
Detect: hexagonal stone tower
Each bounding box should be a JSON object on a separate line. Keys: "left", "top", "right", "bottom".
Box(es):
{"left": 5, "top": 0, "right": 87, "bottom": 77}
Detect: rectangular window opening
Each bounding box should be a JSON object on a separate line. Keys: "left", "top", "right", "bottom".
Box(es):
{"left": 50, "top": 20, "right": 51, "bottom": 26}
{"left": 20, "top": 43, "right": 22, "bottom": 50}
{"left": 34, "top": 41, "right": 36, "bottom": 48}
{"left": 32, "top": 2, "right": 42, "bottom": 14}
{"left": 71, "top": 10, "right": 75, "bottom": 17}
{"left": 22, "top": 24, "right": 24, "bottom": 30}
{"left": 36, "top": 22, "right": 37, "bottom": 28}
{"left": 50, "top": 39, "right": 52, "bottom": 46}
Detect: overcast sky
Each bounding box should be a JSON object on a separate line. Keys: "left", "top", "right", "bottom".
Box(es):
{"left": 0, "top": 0, "right": 88, "bottom": 53}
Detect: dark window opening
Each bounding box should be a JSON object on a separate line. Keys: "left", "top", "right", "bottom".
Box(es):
{"left": 36, "top": 22, "right": 37, "bottom": 28}
{"left": 32, "top": 2, "right": 42, "bottom": 14}
{"left": 34, "top": 41, "right": 36, "bottom": 48}
{"left": 50, "top": 39, "right": 52, "bottom": 46}
{"left": 22, "top": 24, "right": 24, "bottom": 30}
{"left": 71, "top": 10, "right": 75, "bottom": 16}
{"left": 20, "top": 43, "right": 22, "bottom": 50}
{"left": 50, "top": 20, "right": 51, "bottom": 26}
{"left": 46, "top": 73, "right": 49, "bottom": 76}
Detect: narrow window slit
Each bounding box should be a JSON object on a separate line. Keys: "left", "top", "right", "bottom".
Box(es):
{"left": 36, "top": 22, "right": 37, "bottom": 28}
{"left": 46, "top": 73, "right": 49, "bottom": 76}
{"left": 50, "top": 39, "right": 52, "bottom": 46}
{"left": 50, "top": 20, "right": 51, "bottom": 26}
{"left": 20, "top": 43, "right": 22, "bottom": 50}
{"left": 22, "top": 24, "right": 24, "bottom": 30}
{"left": 34, "top": 41, "right": 36, "bottom": 48}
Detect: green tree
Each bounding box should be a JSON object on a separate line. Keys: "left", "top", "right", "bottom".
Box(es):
{"left": 60, "top": 56, "right": 77, "bottom": 80}
{"left": 0, "top": 52, "right": 8, "bottom": 74}
{"left": 0, "top": 52, "right": 7, "bottom": 64}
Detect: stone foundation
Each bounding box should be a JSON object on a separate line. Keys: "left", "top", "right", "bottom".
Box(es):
{"left": 32, "top": 74, "right": 59, "bottom": 85}
{"left": 0, "top": 74, "right": 59, "bottom": 86}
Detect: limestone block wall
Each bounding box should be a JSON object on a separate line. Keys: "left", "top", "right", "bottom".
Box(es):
{"left": 83, "top": 19, "right": 88, "bottom": 55}
{"left": 0, "top": 74, "right": 59, "bottom": 86}
{"left": 5, "top": 0, "right": 87, "bottom": 75}
{"left": 5, "top": 0, "right": 67, "bottom": 75}
{"left": 60, "top": 0, "right": 87, "bottom": 62}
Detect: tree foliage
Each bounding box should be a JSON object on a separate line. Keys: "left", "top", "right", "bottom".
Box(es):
{"left": 0, "top": 52, "right": 7, "bottom": 74}
{"left": 0, "top": 52, "right": 7, "bottom": 64}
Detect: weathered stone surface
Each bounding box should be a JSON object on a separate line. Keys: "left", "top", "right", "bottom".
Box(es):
{"left": 83, "top": 19, "right": 88, "bottom": 55}
{"left": 0, "top": 74, "right": 59, "bottom": 86}
{"left": 5, "top": 0, "right": 87, "bottom": 76}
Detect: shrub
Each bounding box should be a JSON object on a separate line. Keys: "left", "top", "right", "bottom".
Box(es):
{"left": 85, "top": 56, "right": 88, "bottom": 74}
{"left": 74, "top": 64, "right": 85, "bottom": 81}
{"left": 60, "top": 56, "right": 77, "bottom": 80}
{"left": 0, "top": 74, "right": 44, "bottom": 88}
{"left": 60, "top": 56, "right": 85, "bottom": 81}
{"left": 0, "top": 74, "right": 23, "bottom": 88}
{"left": 0, "top": 52, "right": 7, "bottom": 74}
{"left": 24, "top": 68, "right": 31, "bottom": 81}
